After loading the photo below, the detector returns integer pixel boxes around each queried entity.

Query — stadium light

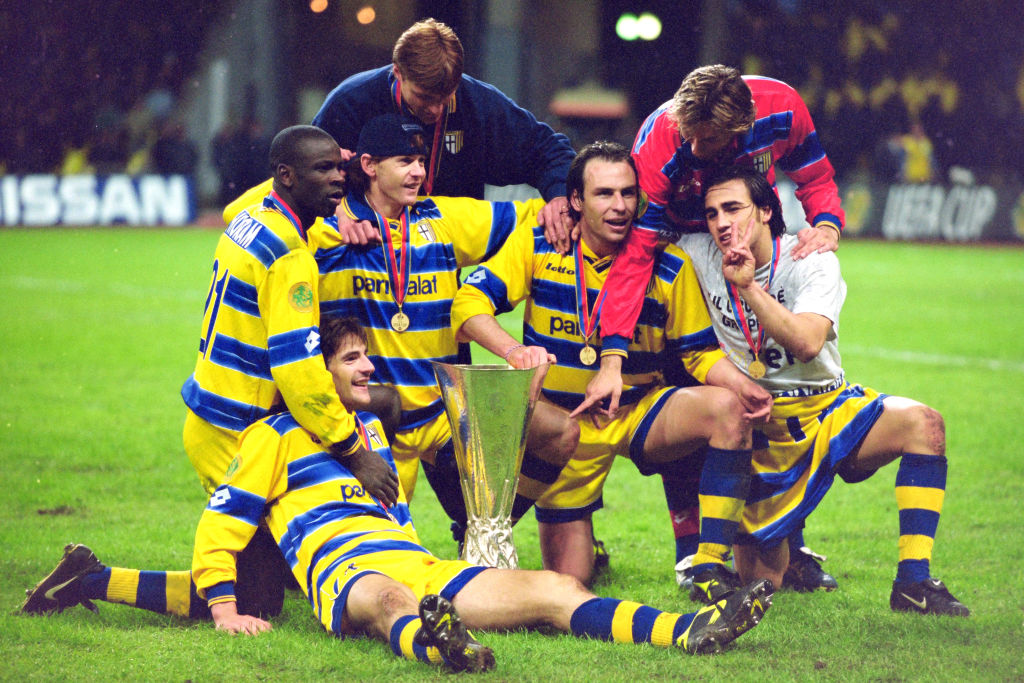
[615,11,661,41]
[310,0,328,13]
[356,5,376,24]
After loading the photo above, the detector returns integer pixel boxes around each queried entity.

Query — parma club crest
[444,130,464,155]
[752,150,773,175]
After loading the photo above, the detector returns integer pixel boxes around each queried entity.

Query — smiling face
[572,159,638,257]
[363,153,427,218]
[325,334,375,411]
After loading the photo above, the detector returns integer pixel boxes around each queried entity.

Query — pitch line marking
[843,344,1024,375]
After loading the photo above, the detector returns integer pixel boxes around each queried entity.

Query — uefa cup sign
[431,362,548,568]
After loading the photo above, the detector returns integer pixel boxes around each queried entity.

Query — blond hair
[392,18,464,96]
[669,65,756,134]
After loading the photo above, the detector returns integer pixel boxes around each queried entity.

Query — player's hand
[340,146,356,162]
[335,444,400,508]
[722,242,756,289]
[570,356,623,423]
[336,212,381,245]
[506,345,555,369]
[211,601,273,636]
[791,224,839,260]
[735,378,773,423]
[538,196,578,255]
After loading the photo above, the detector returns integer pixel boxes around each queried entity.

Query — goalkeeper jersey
[600,75,844,352]
[313,193,542,429]
[450,224,725,411]
[181,193,359,455]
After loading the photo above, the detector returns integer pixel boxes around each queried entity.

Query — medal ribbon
[373,201,412,312]
[266,190,306,241]
[573,245,612,346]
[392,77,448,195]
[726,235,780,363]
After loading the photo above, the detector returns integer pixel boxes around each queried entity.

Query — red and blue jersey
[600,76,844,352]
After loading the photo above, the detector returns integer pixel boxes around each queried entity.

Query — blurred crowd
[725,1,1024,185]
[3,1,1021,190]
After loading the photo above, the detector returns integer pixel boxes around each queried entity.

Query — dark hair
[565,141,637,221]
[343,156,372,197]
[268,125,336,175]
[702,165,786,237]
[393,18,463,96]
[320,316,368,363]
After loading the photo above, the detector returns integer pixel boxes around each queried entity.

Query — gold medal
[391,311,410,332]
[748,360,766,379]
[579,345,597,366]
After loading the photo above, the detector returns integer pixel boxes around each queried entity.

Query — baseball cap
[356,114,429,157]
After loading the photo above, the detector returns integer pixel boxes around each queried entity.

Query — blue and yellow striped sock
[81,568,208,619]
[692,446,752,572]
[569,597,696,647]
[512,450,567,524]
[894,453,947,584]
[389,614,444,666]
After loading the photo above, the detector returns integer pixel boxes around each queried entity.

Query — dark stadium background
[3,0,1022,228]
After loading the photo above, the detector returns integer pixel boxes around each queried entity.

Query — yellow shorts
[312,544,487,636]
[390,412,452,501]
[183,408,241,494]
[739,383,886,546]
[535,386,677,523]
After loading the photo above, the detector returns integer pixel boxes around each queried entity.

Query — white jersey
[677,232,846,396]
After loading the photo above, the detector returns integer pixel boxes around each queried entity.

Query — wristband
[503,344,525,362]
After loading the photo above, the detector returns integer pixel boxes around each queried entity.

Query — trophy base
[462,516,519,568]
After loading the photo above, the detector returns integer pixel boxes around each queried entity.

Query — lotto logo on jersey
[444,130,464,154]
[210,488,232,507]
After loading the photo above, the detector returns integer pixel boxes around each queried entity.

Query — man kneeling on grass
[22,316,772,673]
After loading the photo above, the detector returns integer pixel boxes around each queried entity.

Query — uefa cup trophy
[431,361,548,568]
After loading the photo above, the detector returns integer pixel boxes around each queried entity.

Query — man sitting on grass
[21,316,774,673]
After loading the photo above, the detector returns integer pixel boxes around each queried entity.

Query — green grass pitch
[1,227,1022,681]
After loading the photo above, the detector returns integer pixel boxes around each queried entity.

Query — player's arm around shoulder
[258,248,359,453]
[435,195,545,267]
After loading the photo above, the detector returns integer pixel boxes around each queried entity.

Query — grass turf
[1,228,1022,680]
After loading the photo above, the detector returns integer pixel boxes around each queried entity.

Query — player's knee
[551,419,581,465]
[536,568,588,598]
[704,388,749,446]
[374,582,417,619]
[913,404,946,455]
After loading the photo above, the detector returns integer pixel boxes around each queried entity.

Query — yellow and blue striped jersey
[192,410,416,603]
[312,194,542,429]
[182,194,359,454]
[451,225,724,410]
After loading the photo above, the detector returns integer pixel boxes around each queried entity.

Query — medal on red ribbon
[726,236,780,379]
[574,245,610,366]
[374,202,413,332]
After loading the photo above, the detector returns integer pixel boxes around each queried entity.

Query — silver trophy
[431,362,548,568]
